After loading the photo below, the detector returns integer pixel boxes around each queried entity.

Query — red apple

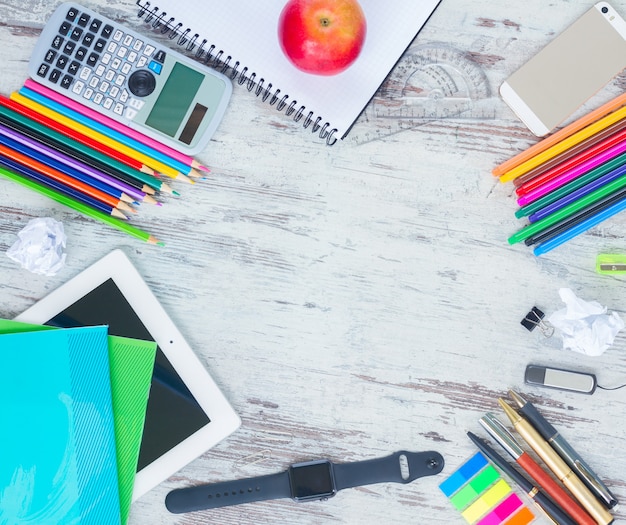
[278,0,367,76]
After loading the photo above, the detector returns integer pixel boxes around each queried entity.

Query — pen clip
[574,459,614,507]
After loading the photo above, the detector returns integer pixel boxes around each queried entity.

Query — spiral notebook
[136,0,441,144]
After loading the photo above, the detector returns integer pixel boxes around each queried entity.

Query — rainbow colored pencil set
[0,80,210,245]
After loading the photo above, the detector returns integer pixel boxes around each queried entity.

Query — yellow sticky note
[461,479,511,523]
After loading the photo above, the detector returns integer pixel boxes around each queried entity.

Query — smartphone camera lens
[602,6,609,13]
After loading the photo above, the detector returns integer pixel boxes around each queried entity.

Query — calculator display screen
[145,62,205,138]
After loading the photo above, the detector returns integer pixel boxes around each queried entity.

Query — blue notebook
[0,326,121,525]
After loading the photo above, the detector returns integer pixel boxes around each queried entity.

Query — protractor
[348,43,496,145]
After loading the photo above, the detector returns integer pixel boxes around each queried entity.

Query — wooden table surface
[1,1,625,524]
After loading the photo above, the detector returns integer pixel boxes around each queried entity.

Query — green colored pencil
[0,165,163,245]
[0,103,164,192]
[515,151,626,218]
[509,173,626,244]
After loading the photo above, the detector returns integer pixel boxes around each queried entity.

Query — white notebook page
[137,0,441,142]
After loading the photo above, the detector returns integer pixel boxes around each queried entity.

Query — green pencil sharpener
[596,254,626,274]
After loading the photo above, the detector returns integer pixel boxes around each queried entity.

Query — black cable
[598,383,626,391]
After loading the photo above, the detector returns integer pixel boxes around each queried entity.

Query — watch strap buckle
[333,450,444,490]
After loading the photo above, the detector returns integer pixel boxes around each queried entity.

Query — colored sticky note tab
[461,479,511,523]
[476,493,524,525]
[439,452,489,496]
[504,506,535,525]
[450,465,501,510]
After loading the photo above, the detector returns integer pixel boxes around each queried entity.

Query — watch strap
[333,450,444,490]
[165,470,291,513]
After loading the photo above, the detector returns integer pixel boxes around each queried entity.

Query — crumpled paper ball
[548,288,624,356]
[6,217,67,276]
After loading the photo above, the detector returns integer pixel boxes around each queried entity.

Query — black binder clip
[521,307,554,337]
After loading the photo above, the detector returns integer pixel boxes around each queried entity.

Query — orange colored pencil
[0,94,151,175]
[494,92,626,178]
[0,142,134,213]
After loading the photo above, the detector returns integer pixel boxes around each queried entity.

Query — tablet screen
[43,278,210,471]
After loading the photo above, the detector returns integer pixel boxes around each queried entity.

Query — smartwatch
[165,450,444,513]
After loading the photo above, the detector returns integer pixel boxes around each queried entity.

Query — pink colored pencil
[24,79,208,172]
[517,138,626,206]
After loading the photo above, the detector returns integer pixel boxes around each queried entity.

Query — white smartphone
[500,2,626,136]
[29,3,232,155]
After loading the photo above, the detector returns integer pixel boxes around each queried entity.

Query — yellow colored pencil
[10,92,187,182]
[493,92,626,178]
[498,104,626,183]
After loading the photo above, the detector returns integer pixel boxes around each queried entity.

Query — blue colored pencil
[0,155,127,219]
[529,163,626,222]
[19,87,192,176]
[0,132,133,204]
[0,122,152,203]
[534,196,626,255]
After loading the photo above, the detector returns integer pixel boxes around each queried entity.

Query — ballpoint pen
[478,414,594,525]
[498,399,614,525]
[467,430,577,525]
[508,390,617,510]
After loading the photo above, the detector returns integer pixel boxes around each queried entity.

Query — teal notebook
[0,326,121,525]
[0,319,156,525]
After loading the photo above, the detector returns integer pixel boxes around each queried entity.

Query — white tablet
[15,249,240,501]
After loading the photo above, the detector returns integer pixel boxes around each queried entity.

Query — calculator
[28,2,232,155]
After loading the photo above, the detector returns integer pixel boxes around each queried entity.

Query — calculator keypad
[35,6,166,120]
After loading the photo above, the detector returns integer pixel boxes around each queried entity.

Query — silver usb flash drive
[524,364,597,395]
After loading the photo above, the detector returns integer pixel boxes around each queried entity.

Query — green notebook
[0,319,156,524]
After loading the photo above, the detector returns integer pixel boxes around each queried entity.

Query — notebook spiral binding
[136,1,338,145]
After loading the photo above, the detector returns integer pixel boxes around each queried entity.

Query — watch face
[288,460,337,502]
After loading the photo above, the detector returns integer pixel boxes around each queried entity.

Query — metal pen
[478,414,593,525]
[468,428,577,525]
[508,389,618,510]
[499,398,614,525]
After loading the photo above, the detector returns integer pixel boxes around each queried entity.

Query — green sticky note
[0,319,156,525]
[449,465,501,510]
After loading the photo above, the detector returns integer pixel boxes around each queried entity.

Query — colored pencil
[508,173,626,244]
[0,142,134,213]
[499,104,626,183]
[517,137,626,205]
[0,165,162,245]
[515,126,626,196]
[0,93,149,175]
[0,122,157,205]
[525,187,626,246]
[515,152,626,218]
[24,79,207,173]
[16,88,195,181]
[528,163,626,222]
[0,97,169,194]
[0,155,127,219]
[0,132,135,209]
[512,118,626,187]
[534,195,626,255]
[494,91,626,178]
